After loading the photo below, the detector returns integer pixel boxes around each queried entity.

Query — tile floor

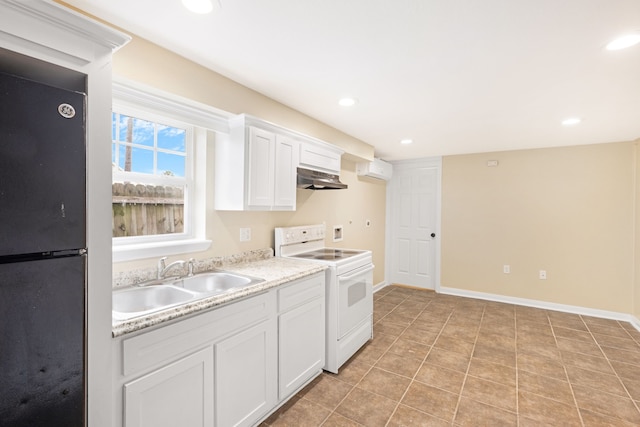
[261,285,640,426]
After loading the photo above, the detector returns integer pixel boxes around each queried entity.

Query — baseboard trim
[439,286,640,331]
[373,281,389,293]
[629,315,640,333]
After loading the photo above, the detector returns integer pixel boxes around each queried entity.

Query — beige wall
[105,33,386,284]
[112,36,373,162]
[441,142,636,313]
[209,160,387,284]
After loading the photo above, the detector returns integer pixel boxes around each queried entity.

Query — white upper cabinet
[214,114,345,211]
[246,127,276,208]
[299,140,343,175]
[273,135,299,208]
[215,115,299,211]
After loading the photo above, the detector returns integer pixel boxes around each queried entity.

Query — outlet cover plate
[333,225,343,242]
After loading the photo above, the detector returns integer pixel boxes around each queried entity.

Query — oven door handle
[339,264,374,281]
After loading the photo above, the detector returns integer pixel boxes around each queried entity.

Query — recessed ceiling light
[606,34,640,50]
[182,0,215,14]
[338,97,357,107]
[561,117,581,126]
[400,139,413,145]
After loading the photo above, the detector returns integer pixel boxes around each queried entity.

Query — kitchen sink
[179,272,256,294]
[113,270,265,321]
[112,285,195,319]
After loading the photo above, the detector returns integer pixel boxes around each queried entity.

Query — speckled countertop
[112,254,326,337]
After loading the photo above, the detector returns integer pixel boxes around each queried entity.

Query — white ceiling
[65,0,640,161]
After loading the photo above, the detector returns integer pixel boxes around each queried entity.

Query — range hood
[297,167,347,190]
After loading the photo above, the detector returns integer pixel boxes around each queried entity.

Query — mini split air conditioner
[356,158,393,181]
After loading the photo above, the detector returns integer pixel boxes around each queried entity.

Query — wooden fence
[112,183,184,237]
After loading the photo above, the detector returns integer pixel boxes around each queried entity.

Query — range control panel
[275,224,325,246]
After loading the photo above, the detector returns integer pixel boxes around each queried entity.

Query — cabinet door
[124,347,214,427]
[273,135,298,210]
[299,141,341,174]
[246,127,275,208]
[215,320,277,427]
[279,297,325,399]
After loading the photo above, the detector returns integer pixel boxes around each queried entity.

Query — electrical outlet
[539,270,547,280]
[239,227,251,242]
[503,265,510,274]
[333,225,343,242]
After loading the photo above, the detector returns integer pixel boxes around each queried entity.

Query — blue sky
[112,113,186,177]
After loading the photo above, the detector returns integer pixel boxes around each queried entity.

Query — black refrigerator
[0,71,87,426]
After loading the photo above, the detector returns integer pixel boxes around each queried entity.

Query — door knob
[431,233,436,238]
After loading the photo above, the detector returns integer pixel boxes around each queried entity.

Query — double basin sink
[113,271,265,320]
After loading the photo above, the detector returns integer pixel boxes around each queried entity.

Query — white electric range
[275,224,373,373]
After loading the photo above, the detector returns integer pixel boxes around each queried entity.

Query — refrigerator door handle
[48,249,87,257]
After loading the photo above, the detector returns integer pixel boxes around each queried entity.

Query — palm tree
[125,116,132,171]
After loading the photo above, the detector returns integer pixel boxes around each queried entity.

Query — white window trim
[112,78,231,133]
[111,79,229,262]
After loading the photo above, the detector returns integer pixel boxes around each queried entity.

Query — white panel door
[387,158,441,289]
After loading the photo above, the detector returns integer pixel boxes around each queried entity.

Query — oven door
[338,264,374,339]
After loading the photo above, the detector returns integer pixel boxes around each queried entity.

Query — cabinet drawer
[278,273,325,313]
[122,292,274,376]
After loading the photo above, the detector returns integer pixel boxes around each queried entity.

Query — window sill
[112,239,212,263]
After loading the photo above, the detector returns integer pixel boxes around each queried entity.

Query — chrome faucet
[157,257,187,280]
[187,258,196,276]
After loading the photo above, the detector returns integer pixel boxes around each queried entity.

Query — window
[111,110,191,240]
[110,80,227,262]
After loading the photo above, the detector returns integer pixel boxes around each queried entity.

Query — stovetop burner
[290,248,365,260]
[275,224,371,266]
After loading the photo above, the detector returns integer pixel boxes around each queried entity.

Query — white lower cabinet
[277,275,325,400]
[113,272,325,427]
[124,347,214,427]
[214,319,277,427]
